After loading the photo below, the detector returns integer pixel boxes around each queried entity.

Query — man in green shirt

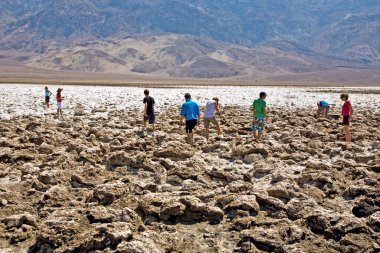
[251,92,268,139]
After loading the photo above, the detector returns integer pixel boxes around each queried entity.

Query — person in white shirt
[203,97,222,140]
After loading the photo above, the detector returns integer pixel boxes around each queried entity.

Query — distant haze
[1,0,380,82]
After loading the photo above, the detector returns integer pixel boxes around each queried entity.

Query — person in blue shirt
[317,100,330,118]
[180,93,200,146]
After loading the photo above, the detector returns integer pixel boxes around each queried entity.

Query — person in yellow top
[251,92,268,139]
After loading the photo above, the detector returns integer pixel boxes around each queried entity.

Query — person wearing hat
[56,88,64,119]
[44,86,52,108]
[251,92,268,139]
[203,97,222,141]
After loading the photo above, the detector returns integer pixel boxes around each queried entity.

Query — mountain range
[1,0,380,82]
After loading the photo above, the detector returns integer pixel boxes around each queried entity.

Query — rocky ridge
[2,0,380,62]
[1,1,380,81]
[0,106,379,252]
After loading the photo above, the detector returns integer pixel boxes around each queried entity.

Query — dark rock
[352,201,380,218]
[25,122,41,131]
[71,175,95,189]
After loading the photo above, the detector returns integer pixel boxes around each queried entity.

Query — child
[44,86,52,108]
[252,92,268,140]
[316,100,330,118]
[340,94,353,142]
[143,89,156,136]
[56,88,64,119]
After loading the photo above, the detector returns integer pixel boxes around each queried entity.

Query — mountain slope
[0,0,379,80]
[2,0,379,58]
[0,0,53,23]
[15,35,374,79]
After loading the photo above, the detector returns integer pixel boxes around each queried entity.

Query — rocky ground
[0,105,379,253]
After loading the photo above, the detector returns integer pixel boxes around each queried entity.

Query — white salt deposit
[0,84,379,119]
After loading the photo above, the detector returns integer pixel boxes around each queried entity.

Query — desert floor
[0,85,379,252]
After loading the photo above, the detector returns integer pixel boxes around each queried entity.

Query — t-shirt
[181,99,200,121]
[341,101,351,116]
[204,100,216,118]
[45,90,50,97]
[253,99,266,118]
[319,100,328,106]
[56,93,62,102]
[143,96,155,115]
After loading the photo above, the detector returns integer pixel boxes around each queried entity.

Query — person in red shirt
[56,88,64,119]
[340,94,354,142]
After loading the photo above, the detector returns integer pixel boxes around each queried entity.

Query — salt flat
[1,84,380,119]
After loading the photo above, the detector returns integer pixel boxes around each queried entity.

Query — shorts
[204,116,217,128]
[251,117,265,132]
[57,102,62,110]
[185,119,197,133]
[342,116,350,126]
[144,114,156,124]
[45,96,50,103]
[318,105,330,112]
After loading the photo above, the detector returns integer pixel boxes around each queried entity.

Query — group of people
[44,86,64,119]
[142,90,222,145]
[316,94,353,142]
[143,89,354,144]
[43,86,354,144]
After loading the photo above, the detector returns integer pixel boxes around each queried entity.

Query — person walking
[44,86,52,108]
[251,92,268,140]
[56,88,64,119]
[204,97,222,140]
[340,94,353,142]
[180,93,200,146]
[143,89,156,136]
[316,100,330,118]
